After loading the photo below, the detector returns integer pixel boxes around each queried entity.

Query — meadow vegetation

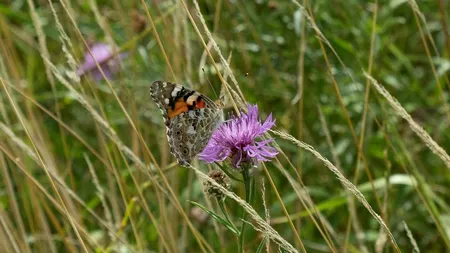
[0,0,449,252]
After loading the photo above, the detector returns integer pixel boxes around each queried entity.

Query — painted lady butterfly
[150,81,223,166]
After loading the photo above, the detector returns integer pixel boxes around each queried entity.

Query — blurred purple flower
[199,104,278,169]
[76,43,125,81]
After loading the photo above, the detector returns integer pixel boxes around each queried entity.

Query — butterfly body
[150,81,222,166]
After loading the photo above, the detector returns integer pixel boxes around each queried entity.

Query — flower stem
[238,168,255,253]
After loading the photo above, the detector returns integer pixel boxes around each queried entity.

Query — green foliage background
[0,0,449,252]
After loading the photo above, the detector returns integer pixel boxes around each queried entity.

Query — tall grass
[0,0,449,252]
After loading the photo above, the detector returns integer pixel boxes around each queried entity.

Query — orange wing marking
[195,98,206,109]
[168,100,189,119]
[167,96,206,119]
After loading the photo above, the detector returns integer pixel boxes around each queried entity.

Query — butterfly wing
[150,81,222,166]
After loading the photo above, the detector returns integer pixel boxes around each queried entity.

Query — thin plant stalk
[238,168,255,253]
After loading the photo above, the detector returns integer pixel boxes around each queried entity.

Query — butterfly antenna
[202,67,220,100]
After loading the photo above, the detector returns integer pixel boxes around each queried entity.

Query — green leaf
[256,236,268,253]
[215,162,243,182]
[189,201,240,235]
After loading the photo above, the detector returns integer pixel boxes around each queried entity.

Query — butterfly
[149,81,223,167]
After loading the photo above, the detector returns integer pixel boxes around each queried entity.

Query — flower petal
[259,113,276,134]
[232,149,244,168]
[77,43,125,81]
[198,134,231,163]
[243,138,278,162]
[78,43,112,73]
[198,103,278,168]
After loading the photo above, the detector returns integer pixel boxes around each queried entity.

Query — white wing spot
[186,94,199,105]
[187,125,196,135]
[171,86,181,97]
[164,98,170,104]
[188,110,196,118]
[162,82,167,87]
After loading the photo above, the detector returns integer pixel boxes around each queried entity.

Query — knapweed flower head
[204,170,231,201]
[76,43,126,81]
[199,104,278,169]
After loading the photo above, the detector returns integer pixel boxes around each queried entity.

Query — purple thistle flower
[199,104,278,169]
[76,43,125,81]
